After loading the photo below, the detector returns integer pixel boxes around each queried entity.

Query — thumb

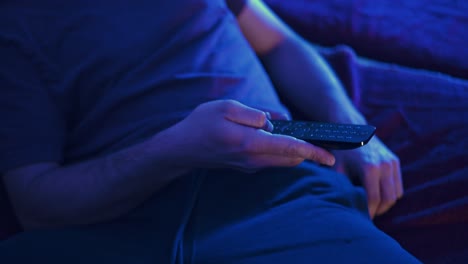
[256,108,291,121]
[223,101,272,131]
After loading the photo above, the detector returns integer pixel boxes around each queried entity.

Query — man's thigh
[189,163,421,264]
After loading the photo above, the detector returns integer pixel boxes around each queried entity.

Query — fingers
[334,138,403,219]
[221,100,272,130]
[363,161,400,218]
[250,130,335,166]
[393,158,404,199]
[211,100,334,166]
[260,109,291,120]
[261,115,274,132]
[375,163,397,216]
[362,166,380,219]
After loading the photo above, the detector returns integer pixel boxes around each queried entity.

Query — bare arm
[236,0,403,218]
[3,125,190,230]
[3,100,334,230]
[236,0,366,124]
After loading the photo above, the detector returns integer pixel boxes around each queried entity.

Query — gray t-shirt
[0,0,289,171]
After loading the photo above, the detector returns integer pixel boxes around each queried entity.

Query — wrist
[147,121,199,172]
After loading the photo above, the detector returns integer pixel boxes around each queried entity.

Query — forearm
[9,127,189,229]
[235,0,364,123]
[260,35,367,125]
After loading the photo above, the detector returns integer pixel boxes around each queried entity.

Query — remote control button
[270,120,375,150]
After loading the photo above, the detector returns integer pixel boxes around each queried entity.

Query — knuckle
[282,139,301,157]
[381,161,392,171]
[363,163,378,174]
[219,99,239,115]
[307,149,320,161]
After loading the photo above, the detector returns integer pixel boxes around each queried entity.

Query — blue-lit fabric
[0,0,288,172]
[0,1,421,263]
[0,162,421,263]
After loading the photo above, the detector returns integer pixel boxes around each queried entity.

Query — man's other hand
[334,137,404,219]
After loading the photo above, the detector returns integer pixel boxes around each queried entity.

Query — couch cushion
[265,0,468,79]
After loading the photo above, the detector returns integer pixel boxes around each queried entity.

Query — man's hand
[333,137,404,219]
[170,100,335,172]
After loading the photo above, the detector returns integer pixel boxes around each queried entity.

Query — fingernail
[263,120,274,132]
[265,112,272,120]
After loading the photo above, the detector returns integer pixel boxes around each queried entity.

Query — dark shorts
[0,162,421,263]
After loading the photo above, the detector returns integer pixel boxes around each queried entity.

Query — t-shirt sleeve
[0,35,66,174]
[225,0,248,17]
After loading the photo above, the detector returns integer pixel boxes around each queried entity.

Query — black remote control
[270,120,376,150]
